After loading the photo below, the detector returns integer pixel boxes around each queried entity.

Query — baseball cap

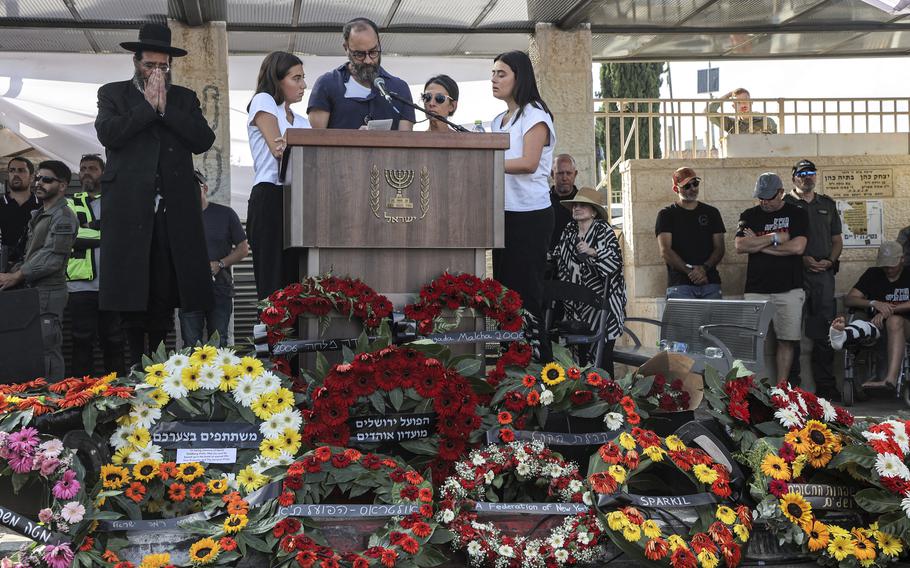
[194,169,207,185]
[672,167,698,188]
[753,172,783,199]
[792,159,817,176]
[876,241,903,267]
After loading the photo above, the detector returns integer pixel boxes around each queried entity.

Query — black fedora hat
[120,23,187,57]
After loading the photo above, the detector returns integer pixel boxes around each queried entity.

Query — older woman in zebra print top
[553,187,627,377]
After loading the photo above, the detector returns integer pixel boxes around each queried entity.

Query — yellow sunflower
[176,462,206,483]
[715,505,737,525]
[218,373,239,393]
[110,446,132,465]
[239,356,264,377]
[223,514,249,534]
[237,465,267,492]
[101,464,131,489]
[779,492,813,528]
[875,531,903,556]
[282,428,302,455]
[641,520,662,539]
[760,453,792,481]
[803,420,835,453]
[784,429,810,454]
[144,363,167,387]
[806,520,830,552]
[271,387,294,411]
[148,388,170,408]
[133,459,160,482]
[540,362,566,386]
[693,464,718,484]
[127,427,151,449]
[188,537,220,565]
[807,450,834,469]
[608,464,627,484]
[208,478,229,495]
[139,553,171,568]
[827,535,854,561]
[181,365,202,391]
[189,345,218,366]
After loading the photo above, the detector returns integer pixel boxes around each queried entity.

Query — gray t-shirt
[203,203,246,285]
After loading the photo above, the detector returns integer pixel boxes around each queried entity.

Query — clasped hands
[144,69,168,114]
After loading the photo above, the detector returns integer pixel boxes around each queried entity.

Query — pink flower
[38,508,54,524]
[60,502,85,524]
[42,544,73,568]
[40,457,61,477]
[7,428,39,453]
[52,470,80,500]
[8,453,33,474]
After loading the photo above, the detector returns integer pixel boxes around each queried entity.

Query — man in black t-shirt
[655,167,726,299]
[844,241,910,390]
[178,171,249,347]
[549,154,579,251]
[735,172,808,381]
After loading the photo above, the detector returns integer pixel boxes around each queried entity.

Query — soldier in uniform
[784,159,843,400]
[0,160,78,380]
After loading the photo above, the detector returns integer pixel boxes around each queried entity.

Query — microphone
[373,77,391,101]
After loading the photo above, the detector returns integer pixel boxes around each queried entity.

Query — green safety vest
[66,192,100,282]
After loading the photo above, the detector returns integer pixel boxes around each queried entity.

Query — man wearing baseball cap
[784,159,842,399]
[655,167,726,299]
[844,241,910,390]
[735,172,809,382]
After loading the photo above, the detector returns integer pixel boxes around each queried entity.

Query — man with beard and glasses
[656,167,726,299]
[65,154,125,377]
[784,159,842,400]
[0,161,78,380]
[0,157,40,270]
[307,17,415,130]
[95,23,215,369]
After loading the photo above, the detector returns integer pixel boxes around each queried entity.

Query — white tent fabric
[0,53,499,219]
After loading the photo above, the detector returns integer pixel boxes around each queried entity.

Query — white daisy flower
[819,398,837,423]
[540,389,554,406]
[129,404,162,430]
[774,406,802,429]
[568,480,583,493]
[162,373,188,399]
[875,453,910,480]
[60,502,85,524]
[440,509,455,523]
[197,364,224,390]
[466,541,483,557]
[260,415,284,439]
[273,451,295,467]
[129,444,163,464]
[225,473,239,490]
[576,531,592,545]
[548,534,565,549]
[516,462,531,476]
[271,408,303,433]
[233,375,263,407]
[472,454,485,466]
[484,470,495,484]
[110,426,134,450]
[164,353,191,375]
[604,412,624,431]
[864,430,889,442]
[256,371,280,394]
[554,549,569,563]
[582,492,593,506]
[215,347,241,367]
[902,494,910,519]
[893,425,910,456]
[525,545,540,559]
[498,545,514,558]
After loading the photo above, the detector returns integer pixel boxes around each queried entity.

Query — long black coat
[95,80,216,312]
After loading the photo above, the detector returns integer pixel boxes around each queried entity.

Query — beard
[132,68,172,91]
[7,178,27,192]
[349,59,379,85]
[80,176,98,193]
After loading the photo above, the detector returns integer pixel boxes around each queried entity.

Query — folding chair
[541,280,612,369]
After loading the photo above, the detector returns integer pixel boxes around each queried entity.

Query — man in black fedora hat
[95,22,215,368]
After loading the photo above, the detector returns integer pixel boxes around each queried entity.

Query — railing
[594,97,910,203]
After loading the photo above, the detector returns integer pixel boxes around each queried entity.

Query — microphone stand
[384,90,471,133]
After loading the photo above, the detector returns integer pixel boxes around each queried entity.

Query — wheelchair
[840,313,910,407]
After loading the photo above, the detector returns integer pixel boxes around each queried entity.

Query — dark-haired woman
[246,51,309,300]
[490,50,556,361]
[422,75,458,132]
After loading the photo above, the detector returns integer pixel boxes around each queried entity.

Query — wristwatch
[217,260,225,270]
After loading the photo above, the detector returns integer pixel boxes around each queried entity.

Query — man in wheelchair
[830,241,910,391]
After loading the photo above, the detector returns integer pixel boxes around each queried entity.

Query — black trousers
[493,207,554,360]
[122,205,177,369]
[247,182,297,301]
[67,291,124,377]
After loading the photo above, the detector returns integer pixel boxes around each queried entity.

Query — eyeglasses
[795,171,816,178]
[421,92,454,105]
[140,62,170,72]
[348,47,381,62]
[36,176,63,184]
[680,179,700,190]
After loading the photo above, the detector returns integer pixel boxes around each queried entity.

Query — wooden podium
[282,129,510,342]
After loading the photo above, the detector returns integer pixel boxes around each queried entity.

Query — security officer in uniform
[0,160,78,380]
[784,159,843,400]
[66,154,124,377]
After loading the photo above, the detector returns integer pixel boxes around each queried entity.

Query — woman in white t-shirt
[491,50,556,360]
[246,51,309,300]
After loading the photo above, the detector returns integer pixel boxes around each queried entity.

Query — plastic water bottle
[670,341,688,353]
[472,120,485,133]
[705,347,723,359]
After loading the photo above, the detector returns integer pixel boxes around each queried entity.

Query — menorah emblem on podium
[385,169,414,209]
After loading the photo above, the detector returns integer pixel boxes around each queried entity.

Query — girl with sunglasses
[421,75,459,132]
[490,50,556,361]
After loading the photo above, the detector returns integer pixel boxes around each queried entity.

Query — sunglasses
[421,92,454,105]
[795,171,816,177]
[36,175,63,184]
[680,179,700,190]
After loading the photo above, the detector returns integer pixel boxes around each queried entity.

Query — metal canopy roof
[0,0,909,60]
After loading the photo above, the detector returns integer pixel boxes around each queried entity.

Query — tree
[596,62,665,203]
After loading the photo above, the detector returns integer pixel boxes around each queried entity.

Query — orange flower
[522,375,536,388]
[343,448,362,462]
[17,397,54,416]
[189,482,207,500]
[645,538,669,561]
[589,471,618,494]
[620,396,636,412]
[101,550,120,563]
[567,367,581,380]
[497,411,513,425]
[380,549,398,567]
[159,462,178,480]
[314,446,332,462]
[219,537,237,552]
[168,483,186,502]
[79,536,94,551]
[125,482,146,503]
[418,488,433,503]
[527,391,541,406]
[227,498,249,516]
[405,471,424,485]
[626,411,641,425]
[411,522,432,538]
[586,372,605,387]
